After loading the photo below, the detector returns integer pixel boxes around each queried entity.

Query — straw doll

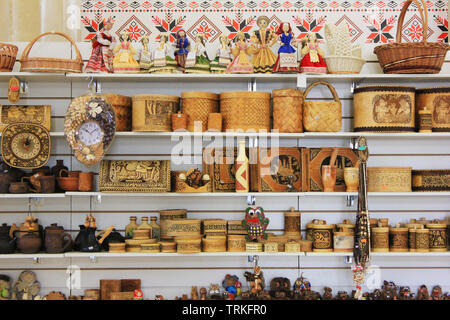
[139,36,152,72]
[85,17,115,73]
[226,32,253,73]
[173,30,190,71]
[272,22,300,73]
[113,31,140,73]
[185,34,210,73]
[210,35,232,73]
[149,33,177,73]
[250,16,277,73]
[299,32,327,74]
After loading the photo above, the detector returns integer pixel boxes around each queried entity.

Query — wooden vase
[321,165,337,192]
[344,167,359,192]
[171,112,187,131]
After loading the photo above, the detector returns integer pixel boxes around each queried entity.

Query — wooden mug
[321,165,336,192]
[344,167,359,192]
[78,172,94,192]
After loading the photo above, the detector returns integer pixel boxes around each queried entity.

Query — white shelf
[0,253,65,259]
[0,72,67,81]
[66,252,306,258]
[0,193,66,198]
[305,252,450,257]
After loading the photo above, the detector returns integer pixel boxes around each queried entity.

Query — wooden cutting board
[121,279,141,292]
[100,280,121,300]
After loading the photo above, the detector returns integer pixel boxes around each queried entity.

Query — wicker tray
[20,32,83,73]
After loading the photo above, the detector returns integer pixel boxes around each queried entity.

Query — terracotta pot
[78,172,94,192]
[44,223,73,253]
[344,167,359,192]
[38,175,55,193]
[16,231,42,254]
[9,181,29,194]
[22,171,46,193]
[57,170,79,191]
[321,165,337,192]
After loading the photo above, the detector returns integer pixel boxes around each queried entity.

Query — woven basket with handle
[303,81,342,132]
[373,0,449,74]
[0,43,18,72]
[20,32,83,73]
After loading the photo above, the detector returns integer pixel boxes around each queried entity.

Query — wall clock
[65,96,116,166]
[1,123,50,169]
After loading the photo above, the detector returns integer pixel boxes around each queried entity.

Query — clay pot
[0,223,17,254]
[51,160,68,192]
[57,170,79,191]
[321,165,337,192]
[9,181,29,194]
[22,171,46,193]
[0,172,15,193]
[16,231,42,254]
[44,224,73,253]
[38,175,55,193]
[32,166,50,176]
[344,167,359,192]
[78,172,94,192]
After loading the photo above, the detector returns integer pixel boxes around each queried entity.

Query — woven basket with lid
[100,94,132,131]
[220,91,271,131]
[181,92,219,132]
[415,87,450,132]
[132,94,179,132]
[368,167,412,192]
[272,89,303,133]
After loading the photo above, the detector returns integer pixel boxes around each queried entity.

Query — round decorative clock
[65,95,116,166]
[1,123,51,169]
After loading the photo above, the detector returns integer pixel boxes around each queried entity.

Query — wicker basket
[415,87,450,132]
[181,92,219,132]
[303,81,342,132]
[100,94,132,131]
[220,91,271,131]
[368,167,412,192]
[159,209,187,240]
[20,32,83,73]
[132,94,180,132]
[371,226,389,252]
[373,0,449,74]
[272,89,303,133]
[353,86,416,132]
[0,43,18,72]
[325,56,365,74]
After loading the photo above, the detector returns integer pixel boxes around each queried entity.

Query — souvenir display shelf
[0,41,448,299]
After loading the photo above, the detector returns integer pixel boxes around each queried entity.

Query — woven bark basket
[220,91,271,132]
[415,87,450,132]
[272,89,303,133]
[132,94,180,132]
[0,43,18,72]
[367,167,412,192]
[100,94,132,131]
[181,91,219,132]
[373,0,449,74]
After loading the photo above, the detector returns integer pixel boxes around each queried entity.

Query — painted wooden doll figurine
[149,33,178,73]
[85,17,115,73]
[299,32,327,74]
[210,35,232,73]
[173,29,189,71]
[113,31,140,73]
[272,22,300,73]
[250,15,277,73]
[242,207,269,241]
[226,32,254,73]
[139,36,152,72]
[185,33,210,73]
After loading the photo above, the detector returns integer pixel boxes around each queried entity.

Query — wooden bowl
[56,176,79,191]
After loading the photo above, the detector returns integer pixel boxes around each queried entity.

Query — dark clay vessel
[44,224,73,253]
[74,226,100,252]
[0,224,16,254]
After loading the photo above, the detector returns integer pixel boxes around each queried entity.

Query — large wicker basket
[272,89,303,133]
[373,0,449,74]
[20,32,83,73]
[325,56,365,74]
[181,91,219,132]
[220,91,271,132]
[0,43,18,72]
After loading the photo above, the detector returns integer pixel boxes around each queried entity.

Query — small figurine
[322,287,333,300]
[381,281,398,300]
[155,295,165,300]
[185,33,210,73]
[299,32,327,74]
[85,17,115,73]
[250,15,277,73]
[199,287,208,300]
[209,284,222,300]
[269,277,291,299]
[222,274,241,300]
[0,275,11,300]
[370,289,384,300]
[294,273,311,295]
[113,31,140,73]
[336,291,351,300]
[150,33,178,73]
[417,285,430,300]
[242,207,269,241]
[139,36,152,72]
[210,35,232,73]
[227,32,254,73]
[191,286,199,300]
[244,265,265,297]
[398,286,414,300]
[272,22,299,73]
[431,285,443,300]
[173,29,190,71]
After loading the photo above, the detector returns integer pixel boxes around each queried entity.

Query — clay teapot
[16,217,43,254]
[44,224,73,253]
[0,223,18,254]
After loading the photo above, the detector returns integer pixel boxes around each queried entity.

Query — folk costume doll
[299,32,327,74]
[173,30,190,71]
[250,16,277,73]
[226,32,254,74]
[210,35,232,73]
[272,22,299,73]
[185,34,210,73]
[113,31,140,73]
[139,36,152,72]
[85,17,115,73]
[149,33,177,73]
